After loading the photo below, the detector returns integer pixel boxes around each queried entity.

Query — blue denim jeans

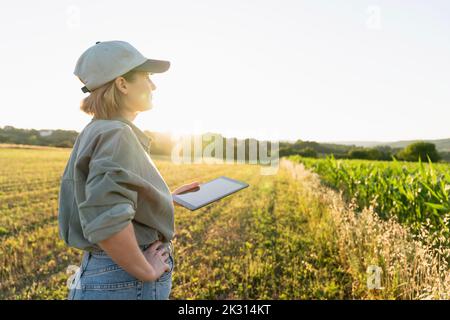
[68,242,174,300]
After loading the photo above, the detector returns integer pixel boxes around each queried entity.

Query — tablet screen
[173,176,248,210]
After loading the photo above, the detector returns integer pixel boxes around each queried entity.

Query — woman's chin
[141,102,153,111]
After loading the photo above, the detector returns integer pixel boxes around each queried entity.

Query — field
[1,144,450,299]
[289,155,450,235]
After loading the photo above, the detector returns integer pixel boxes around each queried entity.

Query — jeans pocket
[78,282,141,300]
[80,259,142,293]
[78,266,142,300]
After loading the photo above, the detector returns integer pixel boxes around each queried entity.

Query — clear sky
[0,0,449,143]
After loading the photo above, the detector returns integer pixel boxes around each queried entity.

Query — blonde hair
[79,69,139,119]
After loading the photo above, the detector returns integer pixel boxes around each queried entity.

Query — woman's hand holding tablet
[172,176,249,211]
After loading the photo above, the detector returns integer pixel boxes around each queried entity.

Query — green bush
[397,142,441,162]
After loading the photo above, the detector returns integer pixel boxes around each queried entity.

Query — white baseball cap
[74,40,170,93]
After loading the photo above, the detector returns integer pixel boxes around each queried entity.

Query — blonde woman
[58,40,199,300]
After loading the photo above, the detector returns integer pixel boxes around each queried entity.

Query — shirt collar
[94,116,152,153]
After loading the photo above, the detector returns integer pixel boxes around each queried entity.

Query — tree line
[0,125,448,163]
[279,140,448,162]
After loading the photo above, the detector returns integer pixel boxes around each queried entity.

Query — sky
[0,0,449,143]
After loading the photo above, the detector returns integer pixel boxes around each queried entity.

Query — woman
[58,40,199,300]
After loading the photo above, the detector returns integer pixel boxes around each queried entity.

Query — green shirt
[57,116,175,252]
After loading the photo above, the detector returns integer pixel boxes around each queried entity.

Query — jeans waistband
[89,240,173,257]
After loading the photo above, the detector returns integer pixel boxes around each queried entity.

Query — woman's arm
[97,223,170,282]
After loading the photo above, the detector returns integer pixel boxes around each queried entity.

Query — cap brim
[133,59,170,73]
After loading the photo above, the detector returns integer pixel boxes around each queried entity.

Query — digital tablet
[172,176,249,211]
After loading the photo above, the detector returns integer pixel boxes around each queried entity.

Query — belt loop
[169,240,174,256]
[81,251,91,273]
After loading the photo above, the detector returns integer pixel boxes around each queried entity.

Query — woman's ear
[114,77,128,94]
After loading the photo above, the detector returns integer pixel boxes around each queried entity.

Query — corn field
[289,155,450,237]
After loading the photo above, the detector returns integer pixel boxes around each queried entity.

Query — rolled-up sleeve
[77,126,141,244]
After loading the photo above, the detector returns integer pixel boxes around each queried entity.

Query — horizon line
[0,123,449,145]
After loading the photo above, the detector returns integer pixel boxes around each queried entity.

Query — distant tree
[347,147,382,160]
[298,147,317,158]
[27,135,38,145]
[397,142,440,162]
[146,131,174,156]
[279,146,296,157]
[372,145,393,161]
[53,140,73,148]
[348,148,367,160]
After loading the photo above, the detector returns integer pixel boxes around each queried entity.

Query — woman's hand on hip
[143,240,170,279]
